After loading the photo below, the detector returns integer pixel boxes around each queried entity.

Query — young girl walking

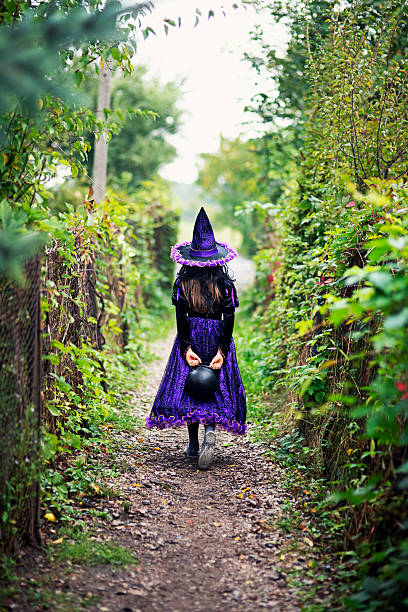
[146,207,247,469]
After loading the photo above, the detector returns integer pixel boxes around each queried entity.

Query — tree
[243,0,333,146]
[107,67,182,189]
[197,135,293,255]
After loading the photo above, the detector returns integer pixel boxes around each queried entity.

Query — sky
[135,0,288,183]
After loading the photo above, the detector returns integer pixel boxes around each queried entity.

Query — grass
[88,509,113,521]
[97,484,121,499]
[110,408,142,433]
[234,298,292,445]
[48,526,138,567]
[26,584,102,612]
[0,527,132,612]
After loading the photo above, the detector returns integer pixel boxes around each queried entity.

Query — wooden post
[92,58,113,203]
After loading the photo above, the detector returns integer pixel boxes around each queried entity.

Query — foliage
[107,67,183,188]
[0,0,134,112]
[244,0,332,148]
[0,201,45,282]
[197,136,267,255]
[309,3,408,189]
[240,0,408,608]
[196,136,293,256]
[0,0,180,555]
[39,186,177,517]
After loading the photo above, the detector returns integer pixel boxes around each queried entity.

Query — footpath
[7,333,336,611]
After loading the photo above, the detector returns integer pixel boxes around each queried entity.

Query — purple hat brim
[170,240,238,267]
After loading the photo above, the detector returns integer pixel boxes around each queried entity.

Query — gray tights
[187,422,215,446]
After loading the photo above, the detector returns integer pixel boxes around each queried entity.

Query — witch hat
[170,207,238,267]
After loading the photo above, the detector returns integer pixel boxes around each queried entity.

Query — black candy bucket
[185,364,219,401]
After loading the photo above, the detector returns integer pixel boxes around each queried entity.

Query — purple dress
[146,280,247,435]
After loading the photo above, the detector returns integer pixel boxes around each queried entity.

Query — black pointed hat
[170,207,238,267]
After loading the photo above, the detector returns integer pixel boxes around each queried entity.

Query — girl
[146,207,246,469]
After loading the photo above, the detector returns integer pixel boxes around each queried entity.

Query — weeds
[47,525,138,567]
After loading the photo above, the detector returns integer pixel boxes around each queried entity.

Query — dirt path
[75,333,318,612]
[9,333,334,611]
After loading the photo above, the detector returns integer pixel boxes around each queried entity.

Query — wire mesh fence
[42,240,105,433]
[0,243,104,552]
[0,206,178,553]
[0,256,42,552]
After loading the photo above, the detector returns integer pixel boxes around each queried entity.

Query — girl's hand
[209,349,224,370]
[186,347,202,367]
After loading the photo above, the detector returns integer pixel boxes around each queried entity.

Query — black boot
[184,422,199,459]
[198,424,216,469]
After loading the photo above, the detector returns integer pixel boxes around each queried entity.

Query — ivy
[237,1,408,608]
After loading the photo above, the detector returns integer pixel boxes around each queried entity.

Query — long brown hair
[177,265,234,314]
[182,278,221,313]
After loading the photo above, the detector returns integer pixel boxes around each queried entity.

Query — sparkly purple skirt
[146,317,247,435]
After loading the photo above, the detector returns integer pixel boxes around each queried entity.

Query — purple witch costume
[146,208,247,436]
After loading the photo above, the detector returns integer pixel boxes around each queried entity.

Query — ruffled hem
[170,240,238,267]
[146,410,247,436]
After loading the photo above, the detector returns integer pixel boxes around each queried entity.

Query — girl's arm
[218,282,239,359]
[175,299,191,357]
[210,282,238,369]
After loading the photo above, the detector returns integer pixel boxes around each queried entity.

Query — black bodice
[172,279,239,359]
